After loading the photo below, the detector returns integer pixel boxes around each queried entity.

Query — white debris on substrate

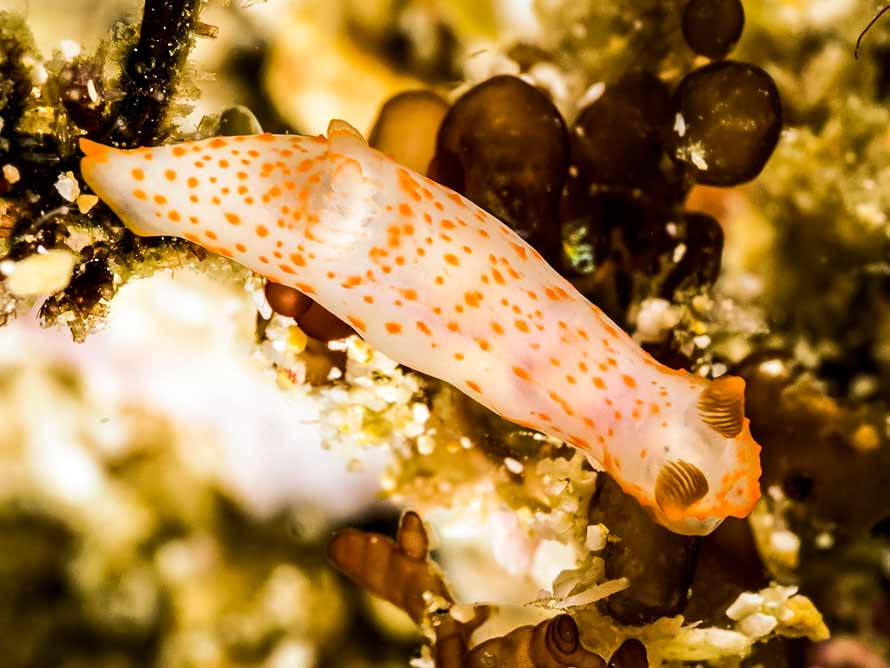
[2,247,77,298]
[562,581,828,668]
[257,310,431,459]
[676,140,709,172]
[535,550,628,611]
[628,285,768,378]
[726,583,828,640]
[322,337,429,450]
[54,170,81,202]
[2,163,20,184]
[685,289,769,373]
[749,485,803,580]
[695,293,767,372]
[632,297,681,344]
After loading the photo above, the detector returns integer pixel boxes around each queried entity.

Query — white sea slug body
[79,120,761,535]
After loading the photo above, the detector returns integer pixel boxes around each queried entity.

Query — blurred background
[1,1,890,667]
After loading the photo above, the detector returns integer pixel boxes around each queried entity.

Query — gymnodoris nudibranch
[79,119,761,535]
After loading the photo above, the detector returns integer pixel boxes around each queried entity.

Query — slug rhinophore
[79,119,761,535]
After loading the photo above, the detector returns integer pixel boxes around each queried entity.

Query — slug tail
[79,139,171,237]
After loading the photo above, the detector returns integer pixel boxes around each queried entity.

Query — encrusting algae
[3,0,890,666]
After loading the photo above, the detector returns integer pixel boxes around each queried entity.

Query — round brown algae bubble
[560,189,677,326]
[297,302,354,342]
[264,281,313,319]
[570,73,672,187]
[429,75,569,259]
[659,211,724,297]
[368,90,449,174]
[607,639,648,668]
[668,60,782,186]
[587,474,698,625]
[682,0,745,60]
[683,518,768,626]
[217,105,263,136]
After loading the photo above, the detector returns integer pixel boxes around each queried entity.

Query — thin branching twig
[855,4,890,59]
[109,0,203,146]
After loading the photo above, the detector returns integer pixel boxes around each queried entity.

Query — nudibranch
[79,120,761,535]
